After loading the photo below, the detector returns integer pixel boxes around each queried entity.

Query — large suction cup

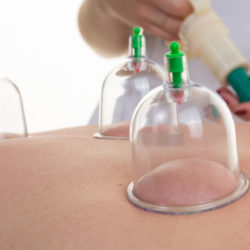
[127,42,249,214]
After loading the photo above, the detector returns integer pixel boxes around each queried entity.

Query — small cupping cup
[0,76,27,139]
[94,27,164,140]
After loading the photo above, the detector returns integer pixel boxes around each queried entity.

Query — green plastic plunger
[227,67,250,102]
[131,27,143,58]
[166,42,185,88]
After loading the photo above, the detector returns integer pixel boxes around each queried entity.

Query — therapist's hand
[100,0,192,41]
[217,87,250,121]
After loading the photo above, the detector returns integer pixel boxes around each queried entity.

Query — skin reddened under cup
[133,158,238,206]
[0,133,23,140]
[127,158,249,215]
[94,122,130,139]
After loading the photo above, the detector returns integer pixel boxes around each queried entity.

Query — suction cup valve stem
[130,27,144,58]
[129,27,146,73]
[166,42,184,88]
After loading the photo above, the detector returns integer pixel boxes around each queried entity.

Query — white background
[0,0,121,132]
[1,0,250,133]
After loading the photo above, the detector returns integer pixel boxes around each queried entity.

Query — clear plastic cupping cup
[127,42,249,214]
[0,76,28,139]
[93,27,164,140]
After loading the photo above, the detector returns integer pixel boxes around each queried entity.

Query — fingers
[217,87,250,121]
[143,22,178,41]
[152,0,193,19]
[233,103,250,120]
[233,103,250,121]
[217,87,239,111]
[136,4,183,40]
[217,87,237,98]
[151,9,183,37]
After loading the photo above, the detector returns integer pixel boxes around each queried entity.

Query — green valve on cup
[166,42,185,88]
[131,27,143,58]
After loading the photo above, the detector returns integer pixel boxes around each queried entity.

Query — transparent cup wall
[0,77,28,139]
[98,57,163,139]
[128,83,249,214]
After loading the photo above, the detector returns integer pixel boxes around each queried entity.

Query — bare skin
[0,124,249,249]
[78,0,192,57]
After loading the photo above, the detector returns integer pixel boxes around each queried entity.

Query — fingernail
[235,110,247,115]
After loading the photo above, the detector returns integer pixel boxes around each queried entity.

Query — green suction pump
[227,68,250,103]
[179,0,250,103]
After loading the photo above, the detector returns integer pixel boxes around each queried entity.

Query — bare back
[0,124,249,249]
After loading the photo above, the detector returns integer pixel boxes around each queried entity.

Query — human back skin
[0,124,249,250]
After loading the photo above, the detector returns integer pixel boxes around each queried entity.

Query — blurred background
[0,0,120,133]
